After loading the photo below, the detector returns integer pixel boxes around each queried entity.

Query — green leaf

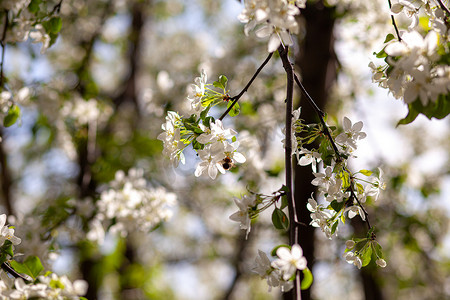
[301,268,313,290]
[280,195,288,210]
[356,183,365,195]
[359,169,373,176]
[383,33,395,43]
[28,0,42,13]
[330,220,339,235]
[339,171,350,189]
[330,200,345,213]
[398,94,450,125]
[219,75,228,90]
[199,104,211,121]
[270,244,290,257]
[397,106,420,126]
[204,116,214,127]
[0,240,13,264]
[212,81,224,90]
[372,241,384,259]
[227,101,240,117]
[361,244,373,267]
[10,256,44,280]
[374,47,387,58]
[354,239,368,253]
[48,17,62,34]
[271,208,289,231]
[3,105,20,127]
[191,140,204,151]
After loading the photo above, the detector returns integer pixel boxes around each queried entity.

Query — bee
[221,156,234,171]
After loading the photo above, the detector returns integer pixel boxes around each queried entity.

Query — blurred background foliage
[0,0,449,299]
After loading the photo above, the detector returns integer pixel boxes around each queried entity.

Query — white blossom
[0,214,21,246]
[187,69,208,114]
[271,244,307,280]
[95,169,177,238]
[335,117,367,149]
[229,194,256,238]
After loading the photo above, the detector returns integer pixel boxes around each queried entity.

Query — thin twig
[1,262,32,283]
[219,52,273,121]
[294,74,340,158]
[0,10,9,89]
[348,181,372,229]
[50,0,64,15]
[387,0,402,41]
[278,45,301,300]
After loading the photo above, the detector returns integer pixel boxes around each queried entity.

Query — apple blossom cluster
[0,214,87,299]
[159,70,246,179]
[343,231,386,269]
[370,0,450,123]
[252,244,309,292]
[1,0,62,54]
[87,169,176,242]
[238,0,306,52]
[0,274,87,300]
[294,116,387,266]
[60,96,112,126]
[299,117,385,229]
[229,187,288,238]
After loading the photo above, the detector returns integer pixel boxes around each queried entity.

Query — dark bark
[285,1,338,300]
[0,129,13,216]
[112,1,146,110]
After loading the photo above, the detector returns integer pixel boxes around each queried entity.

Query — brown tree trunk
[286,1,337,299]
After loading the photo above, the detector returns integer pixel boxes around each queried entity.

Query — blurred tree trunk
[288,1,337,299]
[288,1,384,299]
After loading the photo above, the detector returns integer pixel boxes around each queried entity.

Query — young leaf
[48,17,63,34]
[280,195,288,210]
[301,268,313,290]
[372,241,384,259]
[356,182,365,195]
[359,169,373,176]
[28,0,42,13]
[383,33,395,43]
[272,208,289,231]
[330,220,339,235]
[330,200,345,213]
[4,105,20,127]
[227,101,240,117]
[10,256,44,280]
[0,240,13,264]
[361,244,373,267]
[219,75,228,90]
[213,81,224,90]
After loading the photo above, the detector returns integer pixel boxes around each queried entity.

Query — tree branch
[219,52,273,121]
[1,262,32,283]
[0,129,13,216]
[0,10,9,89]
[278,45,301,300]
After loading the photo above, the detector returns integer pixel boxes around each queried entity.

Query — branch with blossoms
[0,2,64,128]
[0,214,88,299]
[159,0,392,297]
[371,0,450,124]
